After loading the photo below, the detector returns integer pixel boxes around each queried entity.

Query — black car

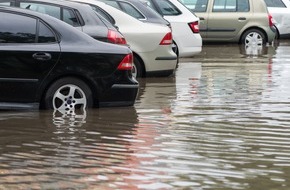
[0,0,127,44]
[0,6,139,110]
[100,0,170,26]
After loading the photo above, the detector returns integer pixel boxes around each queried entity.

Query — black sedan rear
[0,6,139,110]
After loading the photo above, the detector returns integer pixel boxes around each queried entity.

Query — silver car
[180,0,276,45]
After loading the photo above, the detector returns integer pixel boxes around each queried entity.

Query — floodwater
[1,41,290,190]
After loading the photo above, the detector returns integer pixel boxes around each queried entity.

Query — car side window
[154,0,181,15]
[20,2,61,18]
[91,5,116,25]
[0,2,13,6]
[180,0,208,12]
[19,2,81,27]
[119,2,145,19]
[0,12,36,43]
[264,0,286,7]
[0,12,57,44]
[213,0,249,12]
[38,21,57,43]
[105,1,122,10]
[63,8,80,27]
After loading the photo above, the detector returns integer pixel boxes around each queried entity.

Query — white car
[265,0,290,38]
[68,0,177,78]
[142,0,202,58]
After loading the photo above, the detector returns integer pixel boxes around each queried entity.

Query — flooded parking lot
[1,41,290,189]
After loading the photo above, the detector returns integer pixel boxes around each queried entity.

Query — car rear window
[119,2,146,19]
[38,21,57,43]
[147,0,181,16]
[264,0,286,7]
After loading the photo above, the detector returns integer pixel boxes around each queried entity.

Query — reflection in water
[53,109,87,127]
[1,42,290,189]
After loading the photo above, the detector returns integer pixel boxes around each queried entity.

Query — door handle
[238,17,246,21]
[32,52,51,61]
[199,17,205,21]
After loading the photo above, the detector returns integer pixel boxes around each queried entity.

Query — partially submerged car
[0,6,138,110]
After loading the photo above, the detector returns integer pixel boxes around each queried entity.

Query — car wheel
[43,77,93,111]
[132,56,143,78]
[241,29,266,46]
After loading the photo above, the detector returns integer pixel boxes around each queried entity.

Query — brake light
[159,32,172,45]
[108,29,127,45]
[268,14,274,28]
[117,53,133,70]
[189,21,199,33]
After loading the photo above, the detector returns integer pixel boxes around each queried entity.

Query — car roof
[1,0,122,35]
[101,0,170,25]
[9,0,88,8]
[69,0,145,25]
[0,6,94,42]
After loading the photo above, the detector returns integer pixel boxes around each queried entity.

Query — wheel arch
[132,51,146,77]
[173,40,179,56]
[274,25,280,39]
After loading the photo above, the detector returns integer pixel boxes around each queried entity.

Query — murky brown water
[1,41,290,189]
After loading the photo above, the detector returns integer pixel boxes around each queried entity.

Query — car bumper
[266,26,277,43]
[171,23,203,57]
[98,83,139,107]
[138,46,178,77]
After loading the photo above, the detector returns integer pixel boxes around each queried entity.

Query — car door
[206,0,251,40]
[0,11,60,103]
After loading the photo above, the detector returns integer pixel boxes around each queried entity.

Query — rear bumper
[138,48,177,77]
[266,26,277,43]
[98,83,139,107]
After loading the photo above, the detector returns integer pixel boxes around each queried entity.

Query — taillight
[108,29,127,45]
[159,32,172,45]
[268,14,274,28]
[188,21,199,33]
[117,53,133,70]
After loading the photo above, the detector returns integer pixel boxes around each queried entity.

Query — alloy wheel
[53,84,87,111]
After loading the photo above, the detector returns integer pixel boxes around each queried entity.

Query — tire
[132,56,143,78]
[241,29,266,46]
[43,77,93,111]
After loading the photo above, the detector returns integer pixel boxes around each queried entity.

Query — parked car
[68,0,178,78]
[264,0,290,39]
[0,6,138,110]
[140,0,202,57]
[180,0,276,45]
[0,0,127,45]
